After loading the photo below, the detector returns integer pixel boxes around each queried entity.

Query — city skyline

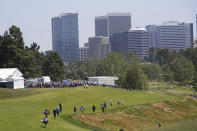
[0,0,196,51]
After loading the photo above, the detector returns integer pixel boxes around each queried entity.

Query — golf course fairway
[0,86,191,131]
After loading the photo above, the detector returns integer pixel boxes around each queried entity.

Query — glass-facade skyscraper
[52,13,79,64]
[95,13,131,37]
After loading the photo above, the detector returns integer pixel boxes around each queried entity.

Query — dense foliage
[147,47,197,85]
[0,25,65,81]
[124,63,148,90]
[66,52,148,90]
[141,63,163,81]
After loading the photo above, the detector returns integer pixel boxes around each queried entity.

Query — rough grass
[148,82,196,95]
[72,97,197,131]
[0,86,176,131]
[166,87,195,95]
[146,119,197,131]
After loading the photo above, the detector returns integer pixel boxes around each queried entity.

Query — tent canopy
[0,68,23,82]
[0,68,24,89]
[6,77,24,82]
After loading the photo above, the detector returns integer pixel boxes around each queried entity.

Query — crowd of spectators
[26,81,89,88]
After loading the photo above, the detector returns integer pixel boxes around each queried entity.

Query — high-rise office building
[79,47,88,61]
[110,28,149,58]
[110,32,128,55]
[84,42,89,48]
[52,13,79,64]
[128,28,149,58]
[88,36,111,59]
[95,13,131,37]
[156,21,193,52]
[145,25,157,48]
[196,14,197,38]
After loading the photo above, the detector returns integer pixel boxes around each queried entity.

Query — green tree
[156,48,174,65]
[141,63,163,81]
[22,43,45,78]
[65,58,99,80]
[193,72,197,91]
[0,26,45,78]
[148,47,157,63]
[124,63,148,90]
[170,55,195,84]
[182,48,197,72]
[43,52,65,81]
[0,26,27,72]
[126,51,141,65]
[84,58,98,77]
[161,65,174,82]
[66,61,81,80]
[96,52,130,76]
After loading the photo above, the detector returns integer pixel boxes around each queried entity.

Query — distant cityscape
[49,12,196,64]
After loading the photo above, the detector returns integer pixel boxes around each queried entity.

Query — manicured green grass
[0,86,176,131]
[0,88,43,99]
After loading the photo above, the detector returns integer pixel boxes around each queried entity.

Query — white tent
[88,76,118,86]
[0,68,24,89]
[39,76,50,83]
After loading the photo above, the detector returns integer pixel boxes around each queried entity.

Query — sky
[0,0,197,51]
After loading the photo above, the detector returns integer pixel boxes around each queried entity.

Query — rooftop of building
[107,12,131,16]
[129,27,147,32]
[0,68,23,80]
[79,47,89,49]
[162,21,191,26]
[88,36,109,39]
[95,16,108,20]
[95,12,131,20]
[88,76,118,79]
[52,13,78,19]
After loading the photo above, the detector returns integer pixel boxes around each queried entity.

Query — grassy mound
[71,97,197,131]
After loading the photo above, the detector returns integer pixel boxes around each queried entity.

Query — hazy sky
[1,0,197,51]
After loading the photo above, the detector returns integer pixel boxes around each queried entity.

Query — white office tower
[156,21,193,51]
[128,28,149,58]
